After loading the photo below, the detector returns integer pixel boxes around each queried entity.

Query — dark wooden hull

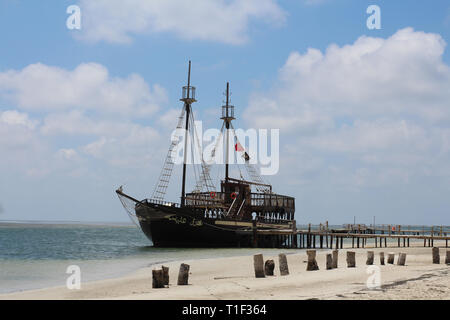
[135,202,273,247]
[138,218,245,247]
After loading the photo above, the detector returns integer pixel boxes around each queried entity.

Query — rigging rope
[229,122,271,192]
[151,107,186,201]
[190,111,216,193]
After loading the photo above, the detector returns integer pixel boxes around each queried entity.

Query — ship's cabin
[185,178,295,223]
[220,179,250,205]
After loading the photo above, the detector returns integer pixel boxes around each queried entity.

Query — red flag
[235,142,244,152]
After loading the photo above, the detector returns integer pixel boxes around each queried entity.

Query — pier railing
[299,223,449,237]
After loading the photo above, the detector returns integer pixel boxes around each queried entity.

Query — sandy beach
[1,244,449,300]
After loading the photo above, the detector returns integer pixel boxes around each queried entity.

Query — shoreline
[1,245,448,300]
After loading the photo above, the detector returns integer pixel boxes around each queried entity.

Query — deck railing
[141,198,181,208]
[185,192,295,210]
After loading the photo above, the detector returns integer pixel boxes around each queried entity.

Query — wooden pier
[248,222,450,249]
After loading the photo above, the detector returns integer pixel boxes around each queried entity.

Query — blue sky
[0,0,449,225]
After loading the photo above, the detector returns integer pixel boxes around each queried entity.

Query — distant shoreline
[0,220,135,227]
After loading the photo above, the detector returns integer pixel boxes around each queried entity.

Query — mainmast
[221,82,235,182]
[180,61,196,206]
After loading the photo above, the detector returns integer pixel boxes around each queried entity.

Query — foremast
[180,61,196,207]
[221,82,235,183]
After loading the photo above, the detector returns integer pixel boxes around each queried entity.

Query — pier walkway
[247,222,450,249]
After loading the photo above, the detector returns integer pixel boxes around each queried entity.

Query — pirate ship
[116,62,295,247]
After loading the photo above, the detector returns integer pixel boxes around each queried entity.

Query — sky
[0,0,449,225]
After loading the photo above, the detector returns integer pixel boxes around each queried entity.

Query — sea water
[0,221,297,294]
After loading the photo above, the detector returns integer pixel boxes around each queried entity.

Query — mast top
[187,60,191,89]
[221,82,235,121]
[180,60,196,103]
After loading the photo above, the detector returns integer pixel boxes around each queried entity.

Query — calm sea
[0,221,297,294]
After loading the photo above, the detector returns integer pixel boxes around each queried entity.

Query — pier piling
[387,253,395,264]
[326,254,333,270]
[264,259,275,276]
[152,269,165,289]
[332,250,339,268]
[397,253,407,266]
[432,247,440,264]
[366,251,374,265]
[346,251,356,268]
[306,250,319,271]
[279,253,289,276]
[162,266,169,286]
[177,263,190,285]
[253,254,265,278]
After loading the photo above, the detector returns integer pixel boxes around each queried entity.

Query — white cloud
[57,148,79,161]
[0,62,171,181]
[0,110,38,129]
[1,110,164,178]
[77,0,286,44]
[0,111,49,175]
[0,63,167,116]
[81,125,161,168]
[246,28,450,129]
[37,109,164,168]
[306,119,429,154]
[40,110,151,138]
[245,28,450,191]
[158,108,183,129]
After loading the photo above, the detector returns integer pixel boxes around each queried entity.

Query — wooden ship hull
[136,204,246,247]
[118,188,295,248]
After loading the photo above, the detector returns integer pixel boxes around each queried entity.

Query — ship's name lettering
[190,218,203,227]
[168,216,187,224]
[168,216,203,227]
